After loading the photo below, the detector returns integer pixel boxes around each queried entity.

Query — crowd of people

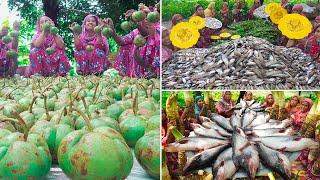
[162,0,320,62]
[162,91,319,178]
[0,3,160,78]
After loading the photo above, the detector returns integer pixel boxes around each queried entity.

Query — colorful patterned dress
[113,29,144,77]
[29,34,70,77]
[139,23,160,77]
[74,14,110,75]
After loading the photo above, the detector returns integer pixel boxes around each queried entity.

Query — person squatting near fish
[290,98,319,180]
[286,95,301,117]
[194,96,204,119]
[233,0,243,22]
[290,98,313,131]
[193,4,216,48]
[215,91,235,118]
[0,21,19,77]
[244,91,253,101]
[29,16,70,77]
[262,94,275,109]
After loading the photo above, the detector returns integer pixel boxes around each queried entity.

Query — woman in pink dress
[29,16,70,76]
[70,14,110,75]
[134,4,160,77]
[293,98,316,177]
[0,22,19,77]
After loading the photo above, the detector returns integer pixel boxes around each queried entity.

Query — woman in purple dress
[70,14,110,75]
[29,16,70,76]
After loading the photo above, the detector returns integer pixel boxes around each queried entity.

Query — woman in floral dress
[29,16,70,76]
[70,14,110,75]
[111,10,143,77]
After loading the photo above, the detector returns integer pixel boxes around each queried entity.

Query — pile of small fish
[164,100,319,179]
[162,37,320,90]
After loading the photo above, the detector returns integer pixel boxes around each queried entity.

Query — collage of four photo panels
[0,0,319,179]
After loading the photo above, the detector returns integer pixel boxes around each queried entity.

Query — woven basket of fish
[162,36,320,90]
[164,99,319,179]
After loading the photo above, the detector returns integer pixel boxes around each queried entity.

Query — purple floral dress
[139,23,160,77]
[74,14,110,75]
[29,35,70,77]
[29,16,70,77]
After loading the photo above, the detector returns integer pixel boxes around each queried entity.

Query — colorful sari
[75,14,110,75]
[29,16,70,76]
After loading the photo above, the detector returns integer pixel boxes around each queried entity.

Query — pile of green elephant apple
[0,75,160,179]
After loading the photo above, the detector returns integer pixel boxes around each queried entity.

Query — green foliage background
[162,0,319,21]
[6,0,158,71]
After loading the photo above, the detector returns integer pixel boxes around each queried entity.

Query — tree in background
[7,0,158,73]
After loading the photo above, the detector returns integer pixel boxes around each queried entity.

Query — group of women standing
[0,4,160,78]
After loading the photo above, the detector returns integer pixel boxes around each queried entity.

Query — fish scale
[163,36,320,90]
